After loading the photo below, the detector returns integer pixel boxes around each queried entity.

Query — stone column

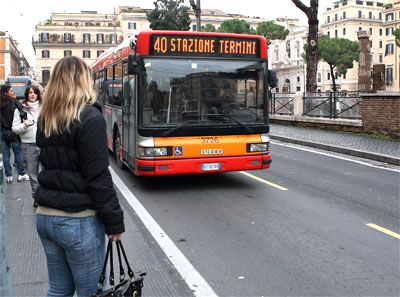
[357,31,372,92]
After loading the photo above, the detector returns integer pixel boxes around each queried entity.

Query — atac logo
[200,148,224,155]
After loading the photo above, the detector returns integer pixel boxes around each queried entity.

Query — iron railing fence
[269,93,295,116]
[303,91,362,119]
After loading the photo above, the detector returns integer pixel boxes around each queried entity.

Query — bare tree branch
[291,0,310,14]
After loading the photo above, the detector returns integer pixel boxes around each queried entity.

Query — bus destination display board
[150,34,260,58]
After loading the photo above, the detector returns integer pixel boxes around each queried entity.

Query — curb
[270,135,400,166]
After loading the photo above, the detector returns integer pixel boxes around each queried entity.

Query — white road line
[271,141,400,173]
[110,168,218,297]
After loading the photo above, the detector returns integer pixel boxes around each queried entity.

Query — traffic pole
[0,153,11,296]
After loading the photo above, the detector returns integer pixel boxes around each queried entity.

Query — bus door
[122,62,137,166]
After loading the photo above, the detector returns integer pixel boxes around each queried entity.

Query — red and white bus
[92,30,276,176]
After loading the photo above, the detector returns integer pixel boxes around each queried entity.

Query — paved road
[111,142,400,296]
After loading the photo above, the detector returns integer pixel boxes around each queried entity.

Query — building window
[386,67,393,84]
[327,16,330,23]
[386,27,394,36]
[110,34,117,44]
[83,50,91,58]
[297,76,300,83]
[327,31,330,36]
[343,11,346,19]
[192,24,197,31]
[97,50,104,57]
[358,11,362,18]
[327,73,331,80]
[343,28,346,35]
[96,33,104,44]
[286,40,291,58]
[356,0,363,4]
[385,43,394,55]
[379,40,382,48]
[83,33,90,44]
[369,28,372,35]
[335,14,338,21]
[369,12,372,19]
[359,27,362,31]
[64,50,72,57]
[42,70,50,85]
[379,28,383,36]
[64,33,72,43]
[335,30,338,37]
[128,22,136,30]
[379,13,382,20]
[40,33,49,42]
[297,48,300,58]
[343,73,346,79]
[379,54,383,63]
[317,73,321,83]
[275,51,278,61]
[370,41,373,48]
[41,50,50,58]
[385,12,394,21]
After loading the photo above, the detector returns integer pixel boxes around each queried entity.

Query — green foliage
[146,0,191,31]
[201,24,217,32]
[218,19,256,34]
[318,35,359,76]
[393,28,400,48]
[256,21,289,41]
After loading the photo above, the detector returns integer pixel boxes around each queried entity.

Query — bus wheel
[114,134,125,169]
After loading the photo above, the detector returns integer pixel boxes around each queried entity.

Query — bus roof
[91,30,268,72]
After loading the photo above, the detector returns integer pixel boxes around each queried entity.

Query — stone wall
[361,93,400,137]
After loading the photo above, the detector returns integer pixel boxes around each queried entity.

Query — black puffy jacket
[35,103,124,235]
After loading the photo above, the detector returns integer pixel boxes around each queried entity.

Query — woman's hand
[108,233,122,241]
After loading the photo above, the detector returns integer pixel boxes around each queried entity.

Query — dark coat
[1,95,17,130]
[35,103,124,235]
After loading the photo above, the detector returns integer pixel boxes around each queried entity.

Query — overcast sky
[1,0,332,69]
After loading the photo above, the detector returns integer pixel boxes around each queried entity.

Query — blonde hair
[39,56,96,137]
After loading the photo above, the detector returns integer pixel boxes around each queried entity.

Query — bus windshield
[140,58,265,129]
[10,82,27,98]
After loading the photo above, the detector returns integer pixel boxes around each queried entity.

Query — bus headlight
[138,147,169,157]
[247,143,269,153]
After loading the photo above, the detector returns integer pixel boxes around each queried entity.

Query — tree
[256,21,289,41]
[147,0,191,31]
[218,19,256,34]
[201,24,217,32]
[393,28,400,48]
[292,0,319,92]
[317,35,359,92]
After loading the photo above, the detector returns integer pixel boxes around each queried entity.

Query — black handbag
[93,240,146,297]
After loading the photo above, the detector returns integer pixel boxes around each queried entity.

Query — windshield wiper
[162,120,200,136]
[208,113,253,133]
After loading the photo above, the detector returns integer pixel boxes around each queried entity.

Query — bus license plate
[201,163,221,171]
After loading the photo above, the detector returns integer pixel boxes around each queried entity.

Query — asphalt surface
[111,144,399,296]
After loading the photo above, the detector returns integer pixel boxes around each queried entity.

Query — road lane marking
[239,171,288,191]
[272,141,400,173]
[110,168,218,297]
[366,223,400,239]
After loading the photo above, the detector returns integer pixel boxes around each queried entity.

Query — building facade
[0,31,31,83]
[33,11,122,85]
[382,1,400,91]
[269,23,307,93]
[33,6,269,85]
[319,0,395,91]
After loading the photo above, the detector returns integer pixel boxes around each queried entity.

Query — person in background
[12,86,42,207]
[0,84,29,183]
[35,56,125,297]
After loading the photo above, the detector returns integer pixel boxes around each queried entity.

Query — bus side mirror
[268,70,277,89]
[128,55,140,75]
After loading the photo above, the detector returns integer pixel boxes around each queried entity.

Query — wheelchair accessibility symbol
[174,146,183,156]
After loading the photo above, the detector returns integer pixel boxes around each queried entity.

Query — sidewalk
[4,180,193,297]
[269,123,400,165]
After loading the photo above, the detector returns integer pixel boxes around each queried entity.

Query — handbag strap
[109,240,115,288]
[116,240,126,282]
[94,239,112,294]
[117,240,135,279]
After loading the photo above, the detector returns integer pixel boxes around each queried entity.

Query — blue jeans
[21,143,40,198]
[1,138,25,177]
[36,215,105,297]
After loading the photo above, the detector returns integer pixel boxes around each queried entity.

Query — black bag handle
[116,240,126,282]
[117,240,135,279]
[94,240,112,294]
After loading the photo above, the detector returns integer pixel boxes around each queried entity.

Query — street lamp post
[189,0,201,31]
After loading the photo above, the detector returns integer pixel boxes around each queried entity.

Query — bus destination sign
[150,34,260,58]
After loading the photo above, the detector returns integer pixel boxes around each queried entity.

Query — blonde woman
[35,56,124,297]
